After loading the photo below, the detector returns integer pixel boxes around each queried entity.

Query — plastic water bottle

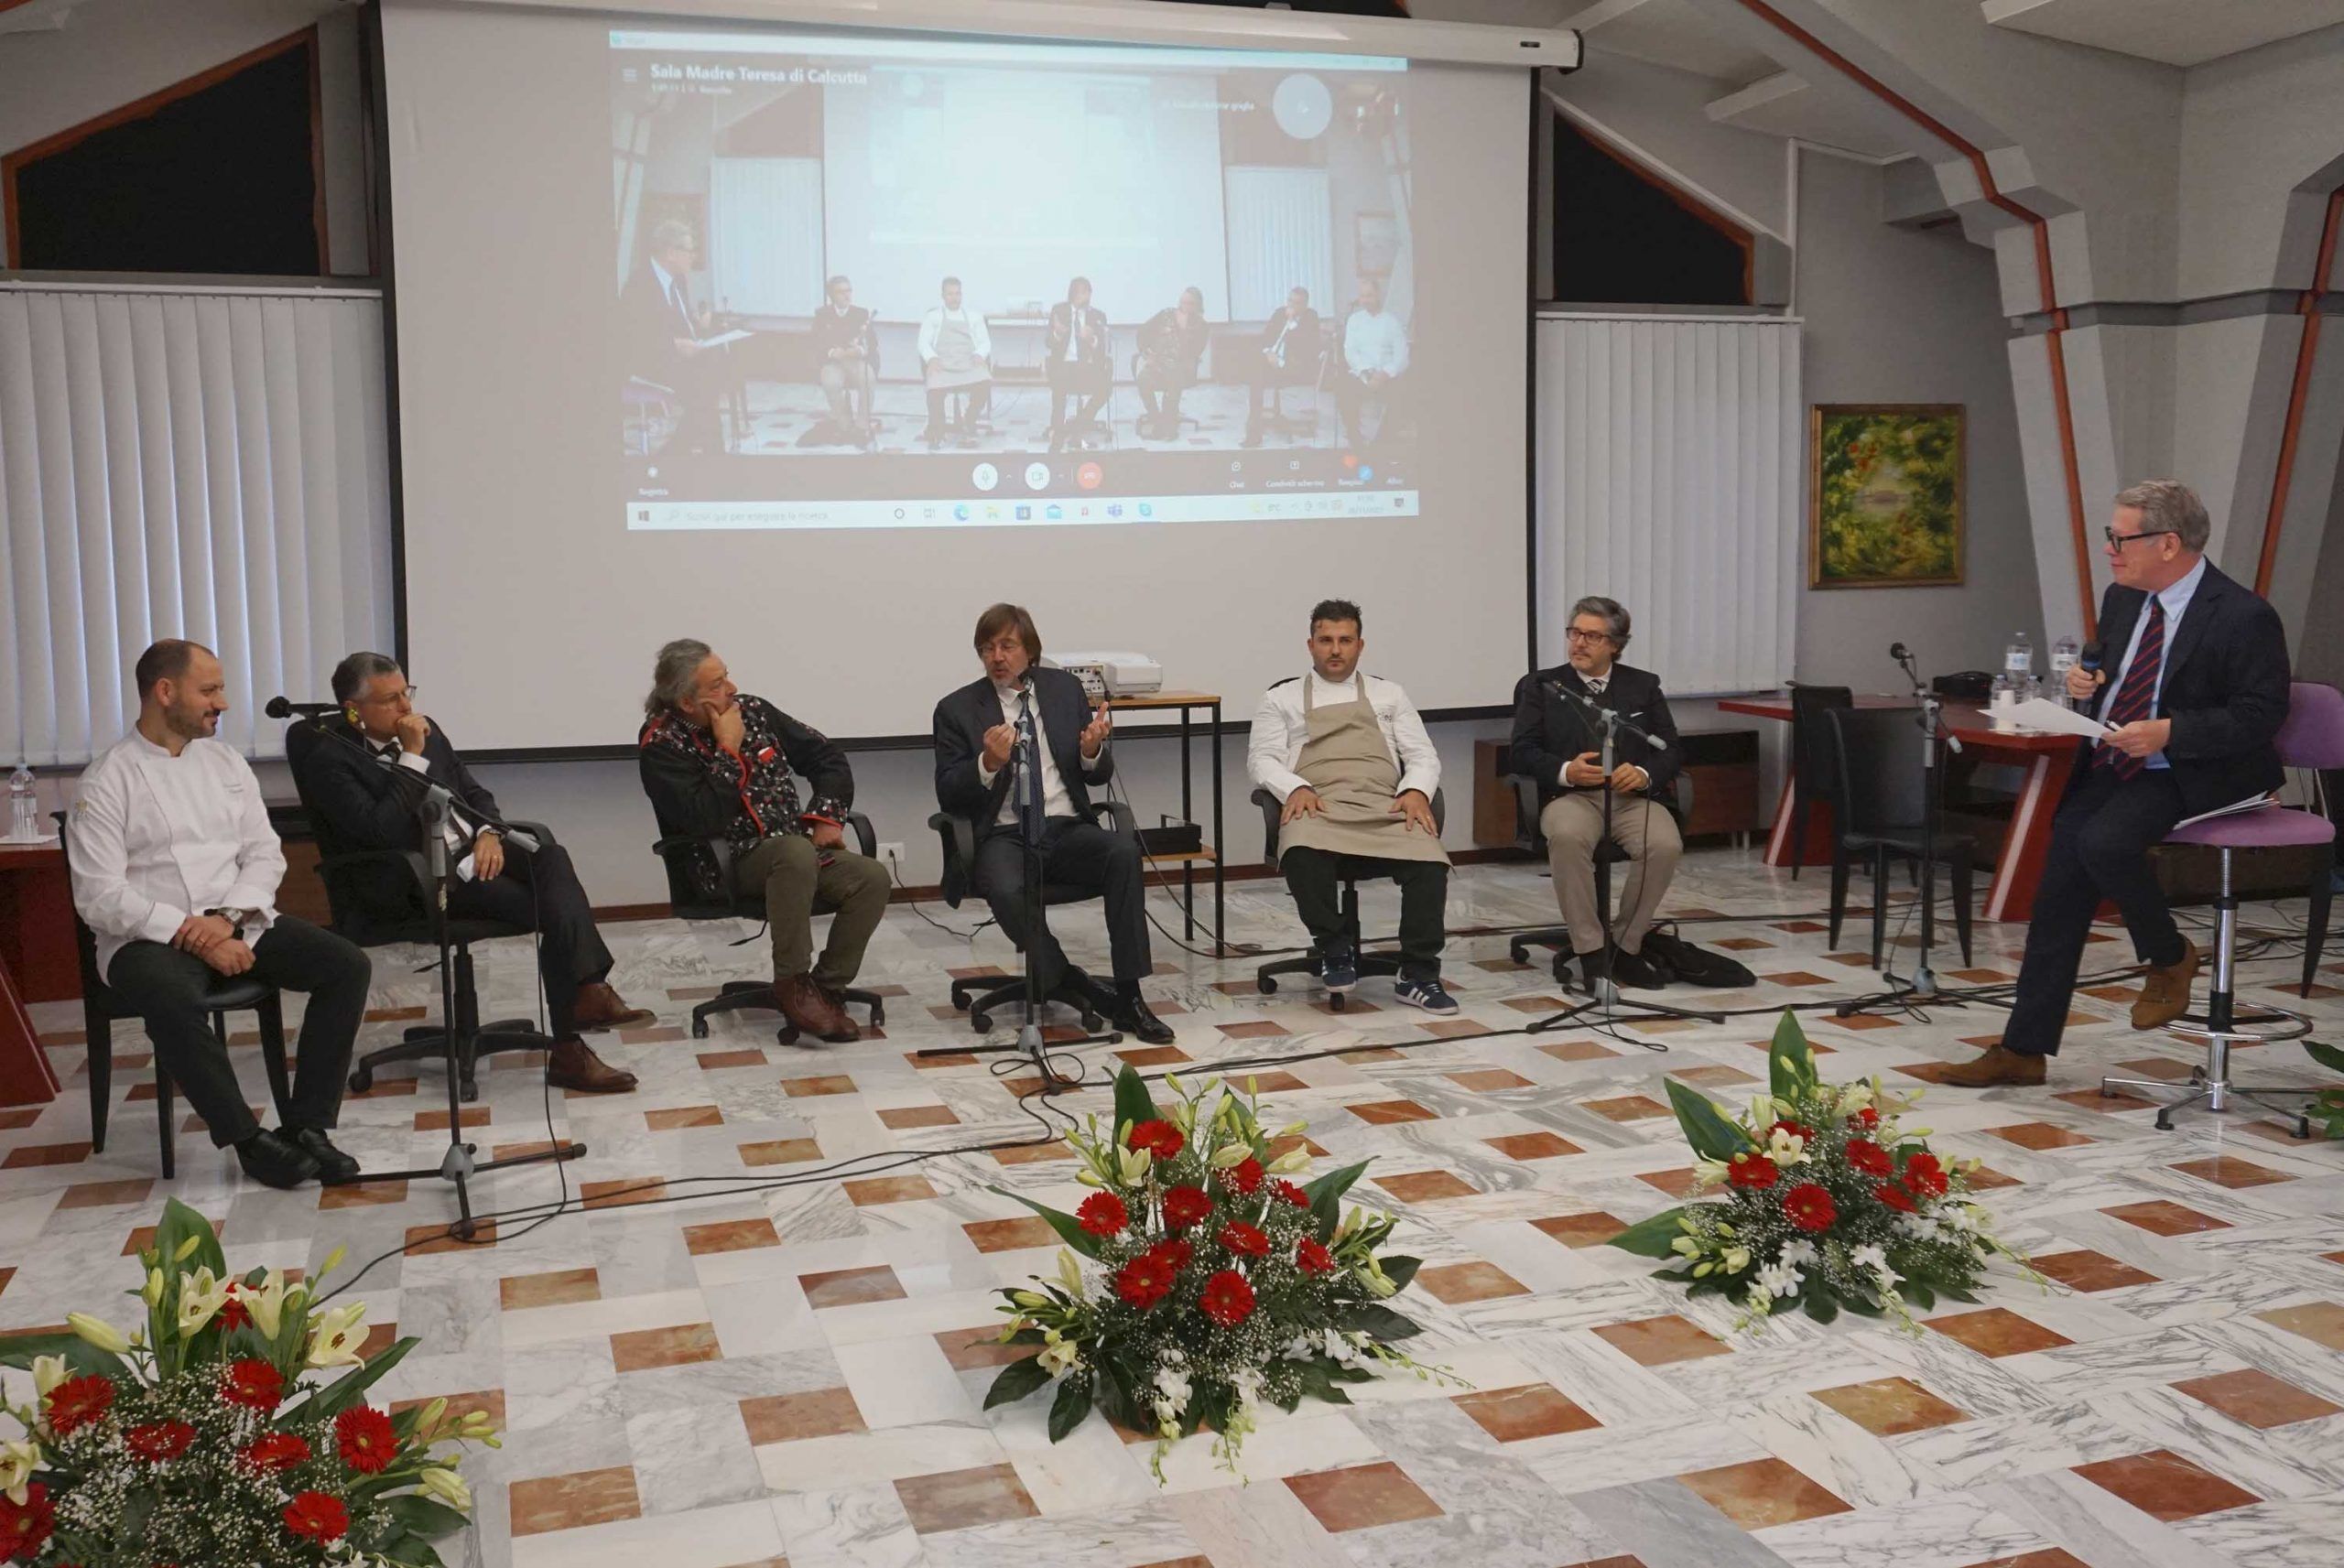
[2050,635,2080,708]
[6,762,36,842]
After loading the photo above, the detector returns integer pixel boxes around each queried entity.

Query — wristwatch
[204,907,253,939]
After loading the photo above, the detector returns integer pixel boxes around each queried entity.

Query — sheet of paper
[695,329,754,349]
[2005,697,2109,740]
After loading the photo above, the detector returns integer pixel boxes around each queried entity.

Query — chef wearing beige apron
[918,276,993,447]
[1249,599,1457,1012]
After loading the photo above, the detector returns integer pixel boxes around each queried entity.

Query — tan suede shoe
[1937,1044,2048,1088]
[2131,942,2201,1031]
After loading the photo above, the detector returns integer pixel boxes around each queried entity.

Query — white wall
[2178,24,2344,301]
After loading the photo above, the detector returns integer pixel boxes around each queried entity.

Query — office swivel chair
[928,805,1137,1033]
[1252,787,1447,1010]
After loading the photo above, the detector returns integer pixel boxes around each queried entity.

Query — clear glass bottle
[2050,635,2080,709]
[6,762,36,841]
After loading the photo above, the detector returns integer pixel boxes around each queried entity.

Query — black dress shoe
[1609,945,1671,990]
[235,1129,321,1190]
[286,1126,362,1184]
[1110,983,1176,1045]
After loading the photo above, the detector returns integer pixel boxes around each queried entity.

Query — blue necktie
[1015,694,1045,838]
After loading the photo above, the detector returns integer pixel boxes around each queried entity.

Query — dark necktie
[670,276,692,335]
[1015,694,1046,838]
[2098,597,2165,779]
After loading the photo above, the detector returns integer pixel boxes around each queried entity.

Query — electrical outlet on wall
[876,841,906,879]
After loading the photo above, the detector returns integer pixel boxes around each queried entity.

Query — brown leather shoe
[572,981,657,1033]
[778,974,857,1043]
[2132,941,2200,1031]
[1937,1044,2048,1088]
[546,1037,637,1094]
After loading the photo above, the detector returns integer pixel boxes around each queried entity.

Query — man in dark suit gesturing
[1948,481,2291,1087]
[296,653,649,1093]
[933,604,1172,1044]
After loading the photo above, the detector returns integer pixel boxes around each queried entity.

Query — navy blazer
[933,666,1111,837]
[1509,662,1683,810]
[291,717,500,923]
[2079,559,2288,816]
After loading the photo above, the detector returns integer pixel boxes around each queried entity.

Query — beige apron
[1277,675,1449,866]
[928,313,987,388]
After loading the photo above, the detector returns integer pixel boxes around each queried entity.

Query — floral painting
[1809,405,1964,588]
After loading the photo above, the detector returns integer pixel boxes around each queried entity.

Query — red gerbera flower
[1845,1139,1892,1177]
[1161,1184,1212,1230]
[1127,1119,1185,1160]
[239,1433,312,1474]
[215,1289,251,1333]
[283,1491,350,1544]
[1114,1250,1178,1310]
[1199,1270,1256,1327]
[1725,1152,1778,1189]
[1768,1119,1814,1143]
[124,1421,197,1462]
[1853,1106,1881,1129]
[43,1374,115,1435]
[0,1484,54,1561]
[1224,1157,1265,1195]
[335,1405,397,1475]
[1272,1179,1309,1207]
[1874,1181,1917,1214]
[222,1357,285,1411]
[1901,1152,1948,1197]
[1782,1182,1837,1233]
[1295,1238,1335,1274]
[1077,1191,1129,1237]
[1218,1222,1271,1257]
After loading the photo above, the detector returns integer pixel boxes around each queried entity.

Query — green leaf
[1304,1159,1372,1242]
[1113,1065,1163,1143]
[383,1495,472,1540]
[1904,1281,1937,1311]
[1606,1206,1691,1258]
[1802,1290,1839,1325]
[303,1335,418,1421]
[1935,1283,1980,1304]
[2305,1040,2344,1078]
[1841,1293,1885,1318]
[988,1188,1102,1260]
[0,1331,127,1379]
[1091,1359,1148,1433]
[1047,1377,1093,1443]
[1377,1255,1422,1293]
[984,1355,1056,1410]
[1336,1303,1421,1340]
[1769,1010,1818,1101]
[155,1195,228,1281]
[1666,1081,1756,1162]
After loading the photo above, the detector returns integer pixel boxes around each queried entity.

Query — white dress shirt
[1342,308,1410,379]
[2104,555,2207,773]
[382,742,486,878]
[1248,672,1440,803]
[68,730,286,982]
[976,683,1105,827]
[917,306,993,364]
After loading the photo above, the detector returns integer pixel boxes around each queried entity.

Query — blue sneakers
[1320,941,1359,994]
[1394,977,1460,1015]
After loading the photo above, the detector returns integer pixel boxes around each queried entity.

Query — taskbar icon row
[628,491,1421,531]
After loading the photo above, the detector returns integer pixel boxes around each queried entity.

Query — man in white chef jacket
[69,640,372,1190]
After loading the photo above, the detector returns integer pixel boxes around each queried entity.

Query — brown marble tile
[618,1026,687,1044]
[1677,1456,1851,1530]
[507,1465,642,1537]
[1283,1460,1445,1532]
[1593,1314,1730,1367]
[1348,1098,1438,1125]
[1265,1133,1331,1160]
[845,1175,939,1206]
[1448,1068,1535,1092]
[783,1074,858,1098]
[1826,1012,1905,1032]
[1987,1122,2096,1151]
[1772,921,1830,933]
[1669,1065,1759,1088]
[2071,1448,2259,1520]
[1583,1094,1669,1121]
[2169,1155,2294,1188]
[2,1141,92,1168]
[1217,1021,1290,1040]
[1416,1019,1491,1040]
[1636,1167,1704,1198]
[894,1463,1039,1534]
[406,1221,496,1255]
[1239,1070,1309,1093]
[740,1138,824,1166]
[990,1140,1077,1164]
[1374,1170,1478,1203]
[581,1177,668,1211]
[2172,1367,2343,1429]
[1926,1307,2072,1357]
[1561,1559,1648,1568]
[1961,1552,2090,1568]
[645,1105,724,1130]
[414,1105,492,1133]
[963,1217,1060,1253]
[2102,1199,2232,1236]
[2112,1054,2195,1081]
[1540,1039,1622,1062]
[935,1325,1030,1371]
[1504,994,1575,1013]
[344,1074,420,1101]
[2255,1301,2344,1351]
[1310,996,1383,1015]
[683,1218,781,1256]
[876,1104,961,1130]
[609,1322,722,1374]
[318,1178,407,1209]
[801,1265,907,1310]
[1714,937,1774,950]
[1948,968,2017,983]
[698,1049,769,1070]
[500,1267,601,1310]
[1763,971,1834,987]
[1531,1211,1629,1249]
[2031,1249,2158,1292]
[56,1177,154,1209]
[1112,1046,1190,1069]
[1486,1130,1583,1161]
[1416,1261,1530,1303]
[1963,1163,2023,1190]
[1809,1376,1968,1436]
[1338,1046,1406,1064]
[491,1140,562,1161]
[741,1386,866,1444]
[366,1005,429,1022]
[667,985,725,1000]
[0,1108,41,1130]
[1452,1383,1601,1442]
[2053,1087,2159,1114]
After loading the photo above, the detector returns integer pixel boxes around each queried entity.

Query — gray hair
[331,650,403,705]
[2113,480,2210,551]
[650,218,695,254]
[646,638,713,719]
[1569,595,1632,650]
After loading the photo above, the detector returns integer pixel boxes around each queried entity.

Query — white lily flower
[306,1301,369,1368]
[1120,1146,1152,1185]
[1778,1238,1820,1267]
[140,1267,167,1309]
[66,1312,128,1355]
[1690,1157,1730,1190]
[1721,1246,1752,1274]
[1850,1243,1904,1289]
[175,1267,230,1336]
[1011,1290,1050,1309]
[30,1355,70,1399]
[1755,1260,1802,1299]
[0,1438,40,1505]
[243,1270,289,1339]
[1210,1143,1253,1169]
[1764,1127,1808,1167]
[418,1466,472,1512]
[1055,1249,1086,1298]
[1670,1235,1703,1259]
[1266,1147,1310,1174]
[1839,1079,1874,1110]
[1038,1338,1081,1375]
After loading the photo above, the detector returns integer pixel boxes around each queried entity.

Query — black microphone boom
[265,696,338,719]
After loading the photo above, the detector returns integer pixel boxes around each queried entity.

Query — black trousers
[2002,765,2187,1056]
[1048,362,1109,433]
[971,817,1151,990]
[1135,367,1188,427]
[105,915,370,1148]
[443,841,612,1039]
[925,382,992,434]
[1334,372,1402,444]
[1281,847,1448,980]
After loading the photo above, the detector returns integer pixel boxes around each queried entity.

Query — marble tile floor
[5,849,2344,1568]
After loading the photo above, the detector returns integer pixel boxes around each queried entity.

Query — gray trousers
[1540,793,1682,956]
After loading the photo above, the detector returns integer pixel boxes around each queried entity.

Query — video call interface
[611,28,1421,531]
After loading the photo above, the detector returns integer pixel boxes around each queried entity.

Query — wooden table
[1719,696,2084,922]
[0,838,70,1107]
[1103,690,1225,953]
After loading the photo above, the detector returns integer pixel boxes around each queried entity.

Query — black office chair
[1129,351,1202,441]
[1252,786,1446,1011]
[1255,346,1329,440]
[1503,773,1691,982]
[928,803,1136,1033]
[281,724,554,1101]
[650,816,889,1045]
[54,813,291,1178]
[1785,684,1853,879]
[1821,708,1975,968]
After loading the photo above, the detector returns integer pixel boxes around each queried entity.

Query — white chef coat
[976,683,1108,827]
[1248,672,1439,803]
[1342,308,1409,379]
[68,730,286,981]
[917,306,993,364]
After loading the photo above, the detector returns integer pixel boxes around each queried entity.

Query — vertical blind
[1537,314,1801,695]
[0,284,394,765]
[711,157,825,318]
[1224,167,1334,322]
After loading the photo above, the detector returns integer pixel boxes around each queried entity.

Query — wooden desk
[0,839,69,1108]
[1720,696,2082,922]
[1104,690,1225,952]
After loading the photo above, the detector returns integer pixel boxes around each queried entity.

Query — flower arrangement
[0,1199,490,1566]
[1609,1013,2027,1330]
[983,1068,1446,1476]
[2306,1042,2344,1141]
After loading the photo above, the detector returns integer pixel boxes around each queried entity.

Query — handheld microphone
[1889,642,1911,664]
[265,696,338,719]
[2079,640,2105,676]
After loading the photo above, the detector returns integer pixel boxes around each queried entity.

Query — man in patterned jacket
[638,639,890,1041]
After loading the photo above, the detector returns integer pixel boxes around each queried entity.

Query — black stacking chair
[55,813,291,1177]
[928,804,1137,1033]
[1253,787,1446,1010]
[1822,708,1975,968]
[1785,684,1853,880]
[1503,774,1690,982]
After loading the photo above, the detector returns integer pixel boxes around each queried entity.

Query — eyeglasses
[1564,629,1612,645]
[358,686,416,707]
[2104,527,2174,550]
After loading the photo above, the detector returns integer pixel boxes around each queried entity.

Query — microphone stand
[1526,685,1722,1037]
[1834,648,1964,1018]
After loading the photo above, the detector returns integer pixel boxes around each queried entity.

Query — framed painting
[1808,404,1964,589]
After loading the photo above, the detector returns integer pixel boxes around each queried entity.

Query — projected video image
[611,29,1419,530]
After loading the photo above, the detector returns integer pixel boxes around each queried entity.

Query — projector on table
[1049,653,1164,700]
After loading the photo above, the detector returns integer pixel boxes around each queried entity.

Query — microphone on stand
[1548,677,1667,751]
[264,696,338,719]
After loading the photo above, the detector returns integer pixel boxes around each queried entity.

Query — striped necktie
[2097,596,2165,779]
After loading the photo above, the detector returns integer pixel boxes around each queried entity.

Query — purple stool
[2100,681,2344,1132]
